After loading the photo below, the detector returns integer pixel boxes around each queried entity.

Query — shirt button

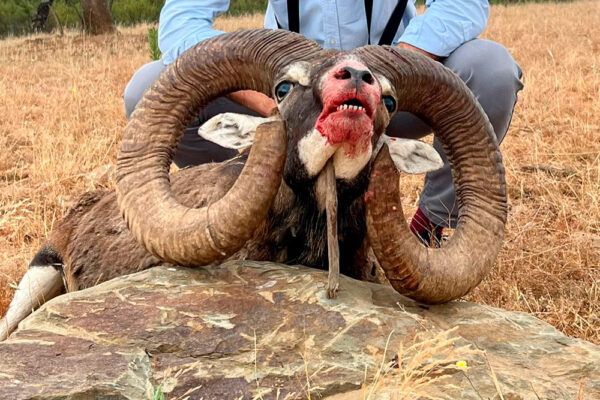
[330,38,336,45]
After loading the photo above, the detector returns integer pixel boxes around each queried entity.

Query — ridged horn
[357,46,507,304]
[116,30,322,265]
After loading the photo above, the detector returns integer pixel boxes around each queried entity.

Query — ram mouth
[322,95,375,120]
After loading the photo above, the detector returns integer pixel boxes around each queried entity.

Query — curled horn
[116,30,322,265]
[358,46,507,304]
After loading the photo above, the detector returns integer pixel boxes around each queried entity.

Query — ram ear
[381,135,443,174]
[198,113,272,149]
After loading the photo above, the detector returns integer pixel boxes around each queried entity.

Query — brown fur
[61,157,245,289]
[51,151,384,291]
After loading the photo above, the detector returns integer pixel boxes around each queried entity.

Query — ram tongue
[324,159,340,299]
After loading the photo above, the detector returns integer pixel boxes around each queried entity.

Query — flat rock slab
[1,261,599,399]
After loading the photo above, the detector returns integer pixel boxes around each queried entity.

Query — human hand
[396,42,441,61]
[227,90,277,117]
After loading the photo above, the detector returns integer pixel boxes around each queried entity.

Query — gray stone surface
[1,261,599,399]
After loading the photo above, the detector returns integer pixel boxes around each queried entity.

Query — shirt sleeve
[158,0,231,65]
[398,0,489,57]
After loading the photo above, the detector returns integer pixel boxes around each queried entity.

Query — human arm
[397,0,490,58]
[158,1,275,116]
[226,91,277,117]
[158,0,230,65]
[395,42,440,61]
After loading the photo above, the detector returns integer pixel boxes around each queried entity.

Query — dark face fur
[273,54,396,200]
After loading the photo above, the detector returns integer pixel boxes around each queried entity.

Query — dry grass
[466,0,600,343]
[151,327,479,399]
[0,1,599,347]
[360,328,478,399]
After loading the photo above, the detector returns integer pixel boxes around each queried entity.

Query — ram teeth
[336,104,365,111]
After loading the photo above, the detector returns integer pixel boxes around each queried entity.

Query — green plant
[148,27,161,61]
[227,0,267,15]
[151,384,165,400]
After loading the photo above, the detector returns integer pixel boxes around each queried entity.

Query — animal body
[1,29,507,340]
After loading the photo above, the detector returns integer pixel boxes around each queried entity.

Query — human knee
[445,39,523,134]
[122,88,139,120]
[446,39,523,98]
[122,60,165,119]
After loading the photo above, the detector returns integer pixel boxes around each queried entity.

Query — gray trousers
[123,39,523,228]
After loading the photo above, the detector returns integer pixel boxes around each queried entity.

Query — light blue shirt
[158,0,489,65]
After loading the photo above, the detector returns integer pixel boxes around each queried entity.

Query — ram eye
[275,81,294,102]
[383,95,397,113]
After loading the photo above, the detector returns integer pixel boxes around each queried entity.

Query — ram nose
[322,60,381,119]
[334,65,376,88]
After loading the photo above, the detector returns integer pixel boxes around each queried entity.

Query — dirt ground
[0,1,599,344]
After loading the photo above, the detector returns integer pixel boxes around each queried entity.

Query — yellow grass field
[0,1,599,347]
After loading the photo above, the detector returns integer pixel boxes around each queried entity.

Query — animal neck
[258,180,368,272]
